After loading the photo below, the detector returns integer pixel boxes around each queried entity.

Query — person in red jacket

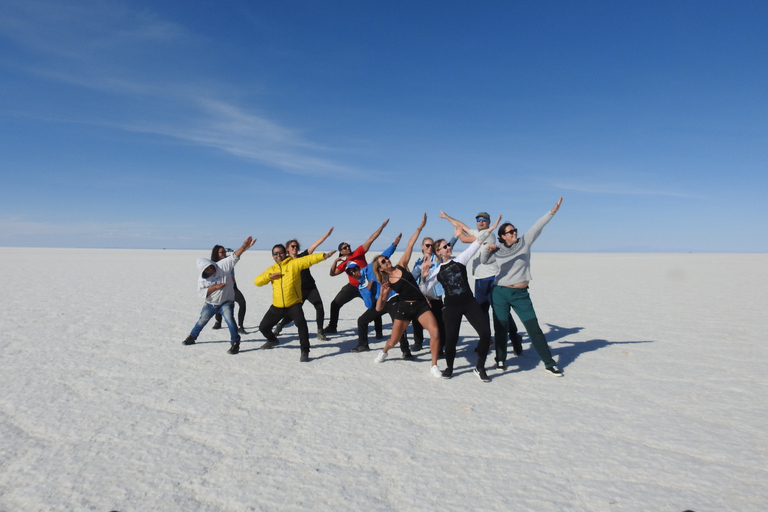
[324,219,389,335]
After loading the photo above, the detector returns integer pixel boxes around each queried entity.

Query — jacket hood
[197,257,215,277]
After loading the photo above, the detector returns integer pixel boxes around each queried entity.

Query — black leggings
[259,303,310,352]
[443,298,491,371]
[326,283,363,330]
[357,299,408,351]
[276,286,325,332]
[215,284,246,328]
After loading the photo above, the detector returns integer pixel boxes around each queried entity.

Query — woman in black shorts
[371,214,443,378]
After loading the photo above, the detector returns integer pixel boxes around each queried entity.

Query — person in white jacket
[182,236,255,354]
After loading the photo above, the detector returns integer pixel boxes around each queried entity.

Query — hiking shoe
[374,351,388,363]
[272,325,282,336]
[324,326,338,334]
[300,351,309,362]
[496,360,506,371]
[182,336,196,345]
[474,367,491,382]
[212,322,222,330]
[544,366,564,377]
[512,334,523,356]
[238,327,248,335]
[227,342,240,355]
[410,343,423,352]
[402,352,414,360]
[260,340,279,350]
[430,365,442,378]
[441,368,453,379]
[351,344,370,353]
[317,331,327,341]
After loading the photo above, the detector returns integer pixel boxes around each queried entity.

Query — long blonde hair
[372,254,386,284]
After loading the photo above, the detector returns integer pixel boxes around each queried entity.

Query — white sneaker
[430,365,442,378]
[374,351,388,363]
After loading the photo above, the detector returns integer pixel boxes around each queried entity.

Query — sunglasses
[341,245,350,251]
[289,244,299,249]
[502,229,518,236]
[424,243,432,248]
[440,244,451,251]
[476,218,489,222]
[272,251,286,256]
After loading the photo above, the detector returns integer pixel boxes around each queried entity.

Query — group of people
[182,198,565,381]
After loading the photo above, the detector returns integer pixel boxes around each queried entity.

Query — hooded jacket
[254,253,326,308]
[196,254,240,305]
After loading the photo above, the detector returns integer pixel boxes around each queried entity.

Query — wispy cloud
[0,0,371,178]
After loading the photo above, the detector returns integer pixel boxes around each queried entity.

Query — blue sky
[1,0,766,252]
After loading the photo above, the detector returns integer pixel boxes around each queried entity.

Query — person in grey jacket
[182,236,256,355]
[481,198,563,376]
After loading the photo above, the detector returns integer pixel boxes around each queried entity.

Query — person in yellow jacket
[254,244,336,362]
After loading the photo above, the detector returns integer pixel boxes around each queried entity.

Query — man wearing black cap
[324,218,389,334]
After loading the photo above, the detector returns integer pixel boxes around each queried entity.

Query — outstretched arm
[441,210,475,242]
[307,227,334,254]
[397,213,427,269]
[362,219,389,252]
[551,197,563,214]
[234,236,256,257]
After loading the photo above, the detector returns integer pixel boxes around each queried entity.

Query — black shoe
[350,344,370,352]
[474,367,491,382]
[317,331,327,341]
[227,342,240,355]
[238,327,247,335]
[441,368,453,379]
[512,334,523,356]
[324,326,338,334]
[260,340,279,350]
[182,336,196,345]
[212,323,222,330]
[410,343,423,352]
[496,360,506,371]
[402,352,414,360]
[300,351,310,362]
[544,366,564,377]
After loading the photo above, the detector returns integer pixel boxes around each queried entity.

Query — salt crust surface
[1,248,766,511]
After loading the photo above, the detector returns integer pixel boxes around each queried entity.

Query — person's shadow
[515,323,655,371]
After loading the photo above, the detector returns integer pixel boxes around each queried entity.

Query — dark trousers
[259,303,310,352]
[412,297,445,349]
[357,298,408,351]
[276,286,325,333]
[443,298,491,371]
[215,284,246,328]
[327,283,374,331]
[475,277,518,348]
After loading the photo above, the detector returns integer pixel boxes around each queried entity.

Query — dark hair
[497,223,515,243]
[211,245,226,262]
[272,244,286,253]
[285,239,301,252]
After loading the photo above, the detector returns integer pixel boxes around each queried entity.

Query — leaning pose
[273,227,334,341]
[372,214,443,378]
[254,244,335,362]
[420,216,501,382]
[183,236,256,354]
[481,197,564,376]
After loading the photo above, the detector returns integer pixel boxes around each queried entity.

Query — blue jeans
[190,301,240,344]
